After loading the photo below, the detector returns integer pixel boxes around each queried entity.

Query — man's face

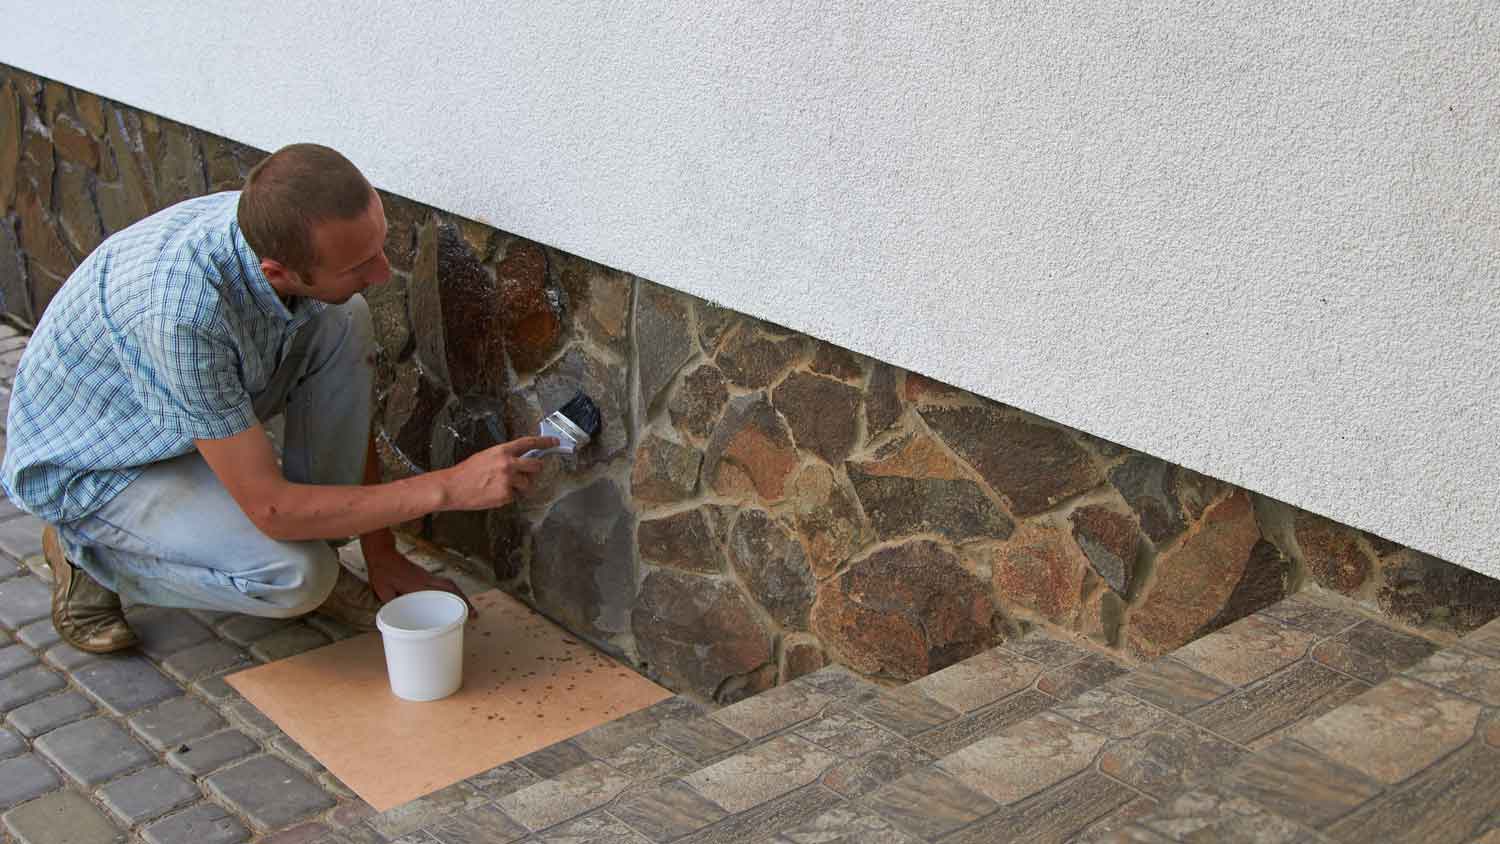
[301,191,391,303]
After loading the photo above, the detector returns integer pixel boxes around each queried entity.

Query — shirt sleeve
[133,316,258,440]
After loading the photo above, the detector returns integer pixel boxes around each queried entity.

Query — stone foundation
[5,64,1497,702]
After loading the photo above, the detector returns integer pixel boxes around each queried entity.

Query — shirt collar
[227,196,326,325]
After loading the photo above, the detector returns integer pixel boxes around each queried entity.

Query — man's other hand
[363,544,478,617]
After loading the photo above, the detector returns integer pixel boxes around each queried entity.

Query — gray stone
[128,608,213,659]
[72,656,181,715]
[632,569,775,702]
[0,514,44,562]
[272,735,325,775]
[534,811,650,843]
[0,642,37,676]
[215,614,293,646]
[15,619,59,649]
[0,725,22,759]
[160,640,251,683]
[919,405,1100,517]
[516,740,593,779]
[1069,505,1141,595]
[425,802,529,844]
[635,281,697,411]
[128,696,227,751]
[35,717,153,785]
[2,787,125,844]
[0,754,60,809]
[727,509,815,631]
[0,575,49,628]
[532,479,635,642]
[141,804,249,844]
[494,760,631,831]
[865,767,998,840]
[43,641,99,670]
[7,690,94,737]
[772,371,862,463]
[611,780,728,842]
[534,345,629,464]
[0,664,64,710]
[98,766,200,826]
[249,624,330,662]
[206,756,336,830]
[166,730,260,776]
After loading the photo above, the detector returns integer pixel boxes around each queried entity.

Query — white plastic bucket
[375,591,469,701]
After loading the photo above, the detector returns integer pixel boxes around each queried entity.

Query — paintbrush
[523,391,602,458]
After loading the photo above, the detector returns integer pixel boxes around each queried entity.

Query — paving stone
[611,780,729,842]
[128,608,214,659]
[274,735,327,775]
[772,803,918,844]
[864,766,998,840]
[908,688,1051,757]
[141,803,250,844]
[909,648,1040,713]
[424,802,528,844]
[35,716,153,785]
[166,730,261,776]
[1218,739,1383,829]
[6,689,95,737]
[1053,686,1171,739]
[0,726,22,759]
[1324,741,1500,843]
[533,811,650,843]
[792,703,899,757]
[1172,615,1318,686]
[0,664,65,710]
[1113,658,1235,715]
[1002,634,1088,667]
[1190,660,1370,745]
[206,755,336,830]
[848,684,959,738]
[596,739,691,781]
[129,696,227,750]
[0,576,50,628]
[0,514,44,561]
[654,715,747,763]
[1312,621,1440,684]
[98,765,200,826]
[0,754,61,809]
[215,614,294,646]
[2,787,126,844]
[1259,595,1363,637]
[676,785,843,844]
[787,665,876,701]
[0,555,18,580]
[569,696,702,758]
[1098,720,1248,799]
[1136,787,1334,843]
[365,781,482,839]
[464,762,541,800]
[160,640,251,683]
[259,821,332,844]
[221,698,278,737]
[190,672,241,702]
[1403,646,1500,706]
[15,619,60,649]
[682,734,839,814]
[72,656,181,715]
[818,743,934,799]
[43,640,101,670]
[709,681,833,740]
[1294,676,1481,785]
[937,711,1107,805]
[938,769,1137,844]
[0,643,38,678]
[249,624,331,662]
[495,760,631,831]
[1036,652,1130,699]
[1071,796,1162,843]
[516,739,593,778]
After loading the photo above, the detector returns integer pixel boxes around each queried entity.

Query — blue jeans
[58,296,375,618]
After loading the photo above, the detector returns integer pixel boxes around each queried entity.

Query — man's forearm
[259,471,449,542]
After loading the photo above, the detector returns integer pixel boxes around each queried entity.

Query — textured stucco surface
[2,2,1497,574]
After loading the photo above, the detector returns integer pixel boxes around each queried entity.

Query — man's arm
[194,424,554,541]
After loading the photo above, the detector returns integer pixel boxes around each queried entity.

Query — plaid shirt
[1,191,326,524]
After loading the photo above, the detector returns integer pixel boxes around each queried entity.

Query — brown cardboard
[226,589,671,811]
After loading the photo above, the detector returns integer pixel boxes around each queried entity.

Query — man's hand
[439,436,557,511]
[363,543,478,617]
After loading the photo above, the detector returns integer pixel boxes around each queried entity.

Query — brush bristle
[557,391,602,438]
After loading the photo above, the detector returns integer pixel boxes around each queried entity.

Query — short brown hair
[237,144,372,274]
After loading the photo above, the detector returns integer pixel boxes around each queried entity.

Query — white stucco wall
[3,2,1498,574]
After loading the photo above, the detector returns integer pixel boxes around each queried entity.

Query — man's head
[237,144,390,304]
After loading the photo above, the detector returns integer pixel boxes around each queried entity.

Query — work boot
[315,566,383,633]
[42,525,139,654]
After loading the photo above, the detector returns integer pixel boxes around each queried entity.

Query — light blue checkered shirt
[1,191,326,525]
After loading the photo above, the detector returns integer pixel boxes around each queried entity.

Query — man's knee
[256,543,339,618]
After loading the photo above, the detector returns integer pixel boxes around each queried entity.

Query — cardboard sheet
[226,590,671,811]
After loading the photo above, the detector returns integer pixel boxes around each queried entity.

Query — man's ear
[260,258,305,291]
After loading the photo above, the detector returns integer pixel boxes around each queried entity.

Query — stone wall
[5,64,1498,703]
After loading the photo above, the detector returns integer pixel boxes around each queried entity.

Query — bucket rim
[376,590,469,639]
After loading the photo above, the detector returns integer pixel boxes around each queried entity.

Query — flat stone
[910,647,1040,713]
[940,770,1138,844]
[863,364,904,439]
[7,690,94,737]
[556,253,630,356]
[1069,505,1141,596]
[1311,621,1440,684]
[596,739,690,781]
[784,465,863,581]
[71,656,181,715]
[128,696,227,751]
[1036,652,1129,699]
[938,712,1107,805]
[775,803,917,844]
[1137,787,1334,843]
[919,405,1099,516]
[166,730,260,776]
[632,569,774,701]
[98,766,200,826]
[813,540,994,680]
[423,803,529,844]
[908,689,1052,758]
[44,641,100,671]
[772,371,861,463]
[702,394,798,502]
[1112,658,1234,715]
[272,736,325,775]
[674,784,841,844]
[985,521,1089,625]
[632,432,703,506]
[533,479,635,642]
[790,703,898,758]
[207,755,335,830]
[611,779,729,841]
[635,281,697,411]
[847,432,1013,543]
[1324,742,1500,844]
[1098,720,1248,799]
[465,762,541,800]
[848,683,960,739]
[160,640,251,683]
[0,754,61,809]
[711,680,833,740]
[534,811,651,843]
[864,766,998,840]
[249,624,331,662]
[0,576,49,628]
[1406,648,1500,706]
[221,698,279,737]
[128,608,213,659]
[668,363,729,442]
[1219,739,1382,829]
[141,804,249,844]
[36,717,153,785]
[568,696,702,758]
[495,760,631,831]
[1003,633,1089,666]
[493,239,564,375]
[365,781,480,839]
[1172,615,1318,687]
[0,643,37,677]
[1054,686,1171,739]
[1295,675,1481,785]
[213,614,294,646]
[638,508,724,575]
[0,514,45,561]
[683,734,838,813]
[1461,615,1500,661]
[654,715,748,763]
[1295,510,1375,593]
[715,324,803,390]
[15,619,60,649]
[1258,594,1362,637]
[0,664,65,710]
[818,743,934,800]
[3,788,125,844]
[1191,660,1370,745]
[727,509,815,631]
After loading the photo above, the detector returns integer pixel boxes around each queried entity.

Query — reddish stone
[632,569,775,700]
[0,79,20,212]
[54,166,102,259]
[919,405,1102,517]
[635,282,696,410]
[557,251,631,355]
[703,394,798,502]
[1069,505,1141,596]
[104,107,157,217]
[813,539,995,679]
[151,121,206,208]
[903,373,970,405]
[810,344,864,382]
[73,89,107,138]
[17,192,74,278]
[984,521,1088,625]
[638,508,724,575]
[847,432,1013,543]
[781,635,827,683]
[668,363,729,443]
[865,363,905,439]
[51,114,97,170]
[787,463,865,579]
[630,432,702,503]
[18,123,53,210]
[772,371,862,463]
[716,323,804,389]
[1127,490,1263,658]
[1202,539,1292,632]
[1294,511,1374,594]
[495,240,562,374]
[728,509,815,630]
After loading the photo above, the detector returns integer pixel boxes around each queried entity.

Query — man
[1,143,554,654]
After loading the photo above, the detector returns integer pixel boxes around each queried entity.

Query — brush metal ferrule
[523,411,591,458]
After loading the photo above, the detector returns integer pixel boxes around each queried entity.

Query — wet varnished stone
[533,344,629,465]
[1218,739,1383,829]
[632,569,774,702]
[494,239,563,375]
